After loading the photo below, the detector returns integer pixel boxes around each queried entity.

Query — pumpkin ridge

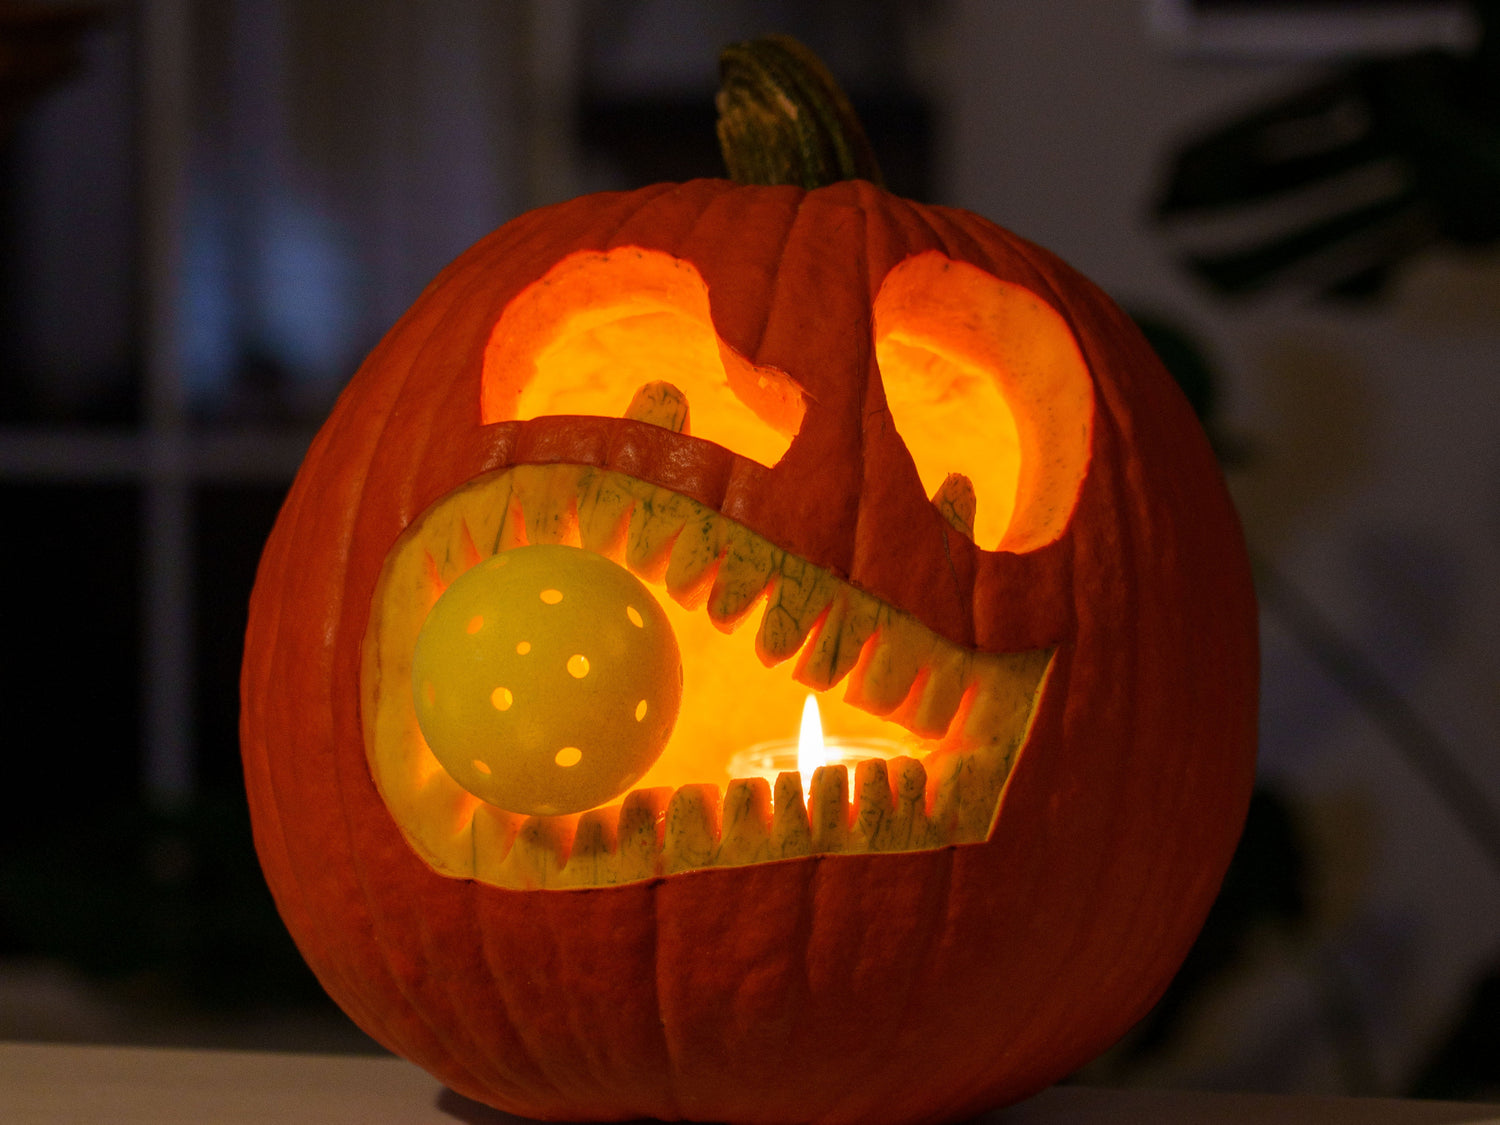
[322,279,537,1063]
[878,182,970,269]
[466,902,589,1111]
[650,177,751,264]
[840,185,882,602]
[252,415,397,1022]
[241,475,354,1020]
[915,196,1012,284]
[603,179,731,261]
[647,886,687,1121]
[340,569,498,1099]
[857,840,956,1123]
[753,188,871,581]
[741,185,812,369]
[925,202,1080,325]
[394,899,518,1106]
[561,181,688,263]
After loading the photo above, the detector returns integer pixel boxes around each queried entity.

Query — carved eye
[482,248,804,467]
[873,252,1094,553]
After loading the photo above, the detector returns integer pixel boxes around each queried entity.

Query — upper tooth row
[509,460,1047,749]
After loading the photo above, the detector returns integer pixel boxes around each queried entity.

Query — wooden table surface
[3,1041,1498,1125]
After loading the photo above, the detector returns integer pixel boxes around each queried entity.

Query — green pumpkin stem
[716,35,885,189]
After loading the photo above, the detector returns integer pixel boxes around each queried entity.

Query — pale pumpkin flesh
[362,459,1054,888]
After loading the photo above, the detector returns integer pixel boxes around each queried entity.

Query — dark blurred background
[1,0,1497,1100]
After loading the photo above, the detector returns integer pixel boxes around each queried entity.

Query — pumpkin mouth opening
[361,462,1053,889]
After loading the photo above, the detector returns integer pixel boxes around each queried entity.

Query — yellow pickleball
[412,544,682,816]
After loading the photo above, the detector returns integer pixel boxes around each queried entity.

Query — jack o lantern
[241,37,1256,1125]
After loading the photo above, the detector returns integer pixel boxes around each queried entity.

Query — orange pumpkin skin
[241,179,1257,1123]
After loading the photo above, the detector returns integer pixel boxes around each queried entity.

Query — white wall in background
[939,0,1500,1097]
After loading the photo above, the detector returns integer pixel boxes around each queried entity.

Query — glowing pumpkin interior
[361,248,1094,888]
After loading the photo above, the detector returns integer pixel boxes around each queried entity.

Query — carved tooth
[512,463,584,546]
[843,610,936,717]
[926,650,1054,844]
[808,765,850,854]
[664,510,726,610]
[933,472,977,541]
[496,488,527,554]
[616,787,672,883]
[475,474,519,556]
[887,756,932,851]
[625,485,700,583]
[902,645,972,740]
[662,783,722,874]
[499,814,576,889]
[795,585,881,691]
[707,531,777,630]
[624,380,690,433]
[926,748,1001,843]
[955,756,1005,841]
[770,772,812,858]
[407,769,476,850]
[755,553,838,666]
[423,475,517,584]
[472,804,525,885]
[557,806,620,887]
[446,471,517,561]
[576,469,637,561]
[717,778,773,867]
[849,758,895,853]
[958,650,1054,756]
[454,519,484,571]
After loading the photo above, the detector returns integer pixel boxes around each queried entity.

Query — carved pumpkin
[241,39,1256,1125]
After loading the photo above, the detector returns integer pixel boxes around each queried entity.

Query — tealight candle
[726,694,907,791]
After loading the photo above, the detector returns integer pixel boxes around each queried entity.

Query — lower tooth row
[468,756,946,889]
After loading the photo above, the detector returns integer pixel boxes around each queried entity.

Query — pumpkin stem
[716,34,884,189]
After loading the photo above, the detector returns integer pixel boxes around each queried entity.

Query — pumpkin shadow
[434,1088,530,1124]
[435,1088,666,1125]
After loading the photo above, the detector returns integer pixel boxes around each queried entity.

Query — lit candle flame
[726,694,908,790]
[797,693,828,779]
